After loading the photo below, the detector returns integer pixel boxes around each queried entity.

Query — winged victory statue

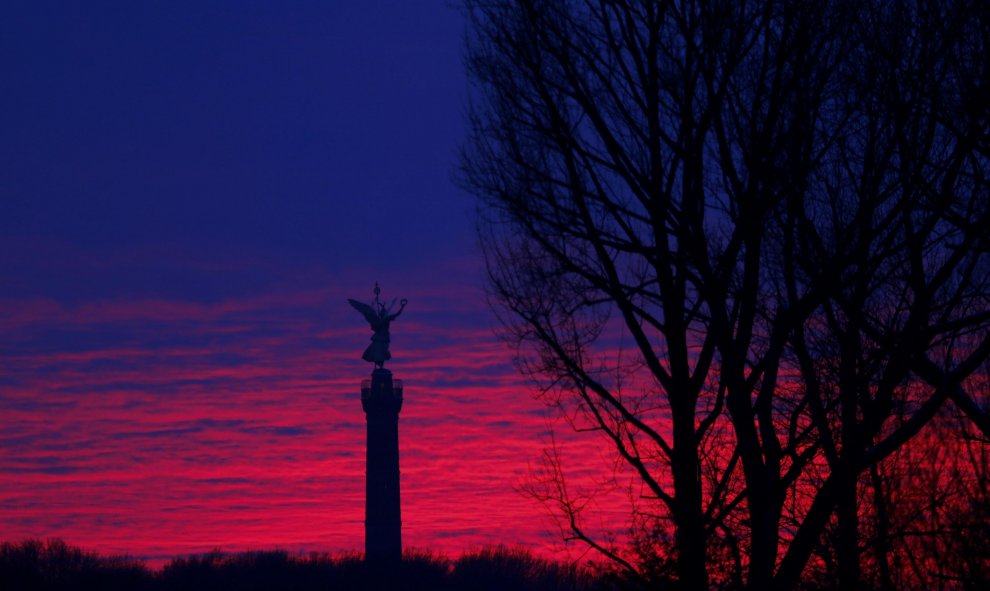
[348,283,407,368]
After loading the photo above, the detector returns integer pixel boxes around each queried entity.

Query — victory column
[348,284,407,564]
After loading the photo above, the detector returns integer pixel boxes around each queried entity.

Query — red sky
[0,256,631,563]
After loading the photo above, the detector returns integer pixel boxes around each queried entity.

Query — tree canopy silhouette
[460,1,990,589]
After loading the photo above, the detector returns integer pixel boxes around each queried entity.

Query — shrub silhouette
[0,539,606,591]
[451,546,599,591]
[0,539,150,591]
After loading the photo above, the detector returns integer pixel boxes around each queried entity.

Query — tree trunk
[835,472,861,591]
[869,463,894,591]
[671,400,708,591]
[748,493,780,591]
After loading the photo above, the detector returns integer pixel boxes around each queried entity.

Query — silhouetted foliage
[0,539,607,591]
[451,545,600,591]
[0,539,149,591]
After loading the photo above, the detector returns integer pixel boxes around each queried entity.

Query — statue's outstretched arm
[389,299,408,321]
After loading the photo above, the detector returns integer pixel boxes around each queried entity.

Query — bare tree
[860,410,990,591]
[463,1,830,587]
[778,3,990,588]
[460,1,990,589]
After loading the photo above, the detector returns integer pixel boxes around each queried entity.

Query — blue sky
[1,1,474,304]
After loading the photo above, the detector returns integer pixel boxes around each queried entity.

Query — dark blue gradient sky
[1,1,473,304]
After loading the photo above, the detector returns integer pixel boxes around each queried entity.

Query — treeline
[0,538,607,591]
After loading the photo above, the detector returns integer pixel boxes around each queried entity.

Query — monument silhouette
[349,284,407,564]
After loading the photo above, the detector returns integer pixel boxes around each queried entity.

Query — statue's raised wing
[348,299,378,325]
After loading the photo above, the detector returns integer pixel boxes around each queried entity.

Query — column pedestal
[361,368,402,563]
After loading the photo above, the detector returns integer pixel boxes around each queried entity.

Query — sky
[0,1,623,563]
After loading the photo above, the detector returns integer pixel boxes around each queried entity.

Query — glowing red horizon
[0,278,624,565]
